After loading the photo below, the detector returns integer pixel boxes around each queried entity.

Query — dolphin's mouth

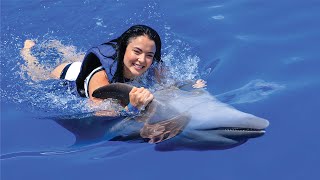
[214,127,265,132]
[201,127,266,139]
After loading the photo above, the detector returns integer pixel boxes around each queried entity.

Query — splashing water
[1,37,91,117]
[1,33,202,118]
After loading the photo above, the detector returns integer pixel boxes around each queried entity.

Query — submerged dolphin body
[0,83,270,160]
[55,83,269,151]
[87,83,269,151]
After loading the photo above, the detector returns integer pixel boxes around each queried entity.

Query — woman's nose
[138,54,146,62]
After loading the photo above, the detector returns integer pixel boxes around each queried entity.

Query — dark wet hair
[111,25,162,82]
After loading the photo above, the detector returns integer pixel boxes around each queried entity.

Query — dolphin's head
[155,113,269,151]
[185,116,269,150]
[155,90,269,151]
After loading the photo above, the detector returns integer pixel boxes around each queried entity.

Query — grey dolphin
[0,82,269,160]
[90,83,269,151]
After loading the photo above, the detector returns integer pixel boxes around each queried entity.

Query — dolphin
[56,82,269,151]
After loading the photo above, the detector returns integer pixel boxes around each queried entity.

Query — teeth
[133,64,144,69]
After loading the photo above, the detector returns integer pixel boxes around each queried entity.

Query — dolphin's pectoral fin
[140,114,190,144]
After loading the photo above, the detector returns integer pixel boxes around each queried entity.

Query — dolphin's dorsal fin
[92,83,134,106]
[140,113,190,144]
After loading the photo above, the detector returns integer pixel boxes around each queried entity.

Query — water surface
[1,0,319,179]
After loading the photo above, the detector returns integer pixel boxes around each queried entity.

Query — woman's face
[123,35,156,79]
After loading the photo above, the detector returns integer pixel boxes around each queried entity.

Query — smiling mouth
[133,63,145,70]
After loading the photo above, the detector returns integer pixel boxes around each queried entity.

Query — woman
[21,25,206,113]
[22,25,162,113]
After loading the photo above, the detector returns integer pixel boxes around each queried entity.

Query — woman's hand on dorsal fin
[128,87,154,110]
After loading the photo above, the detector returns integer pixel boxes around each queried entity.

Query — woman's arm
[88,70,110,101]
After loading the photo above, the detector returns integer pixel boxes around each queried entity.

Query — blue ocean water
[1,0,319,180]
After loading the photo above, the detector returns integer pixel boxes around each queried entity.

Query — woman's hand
[128,87,154,110]
[192,79,207,89]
